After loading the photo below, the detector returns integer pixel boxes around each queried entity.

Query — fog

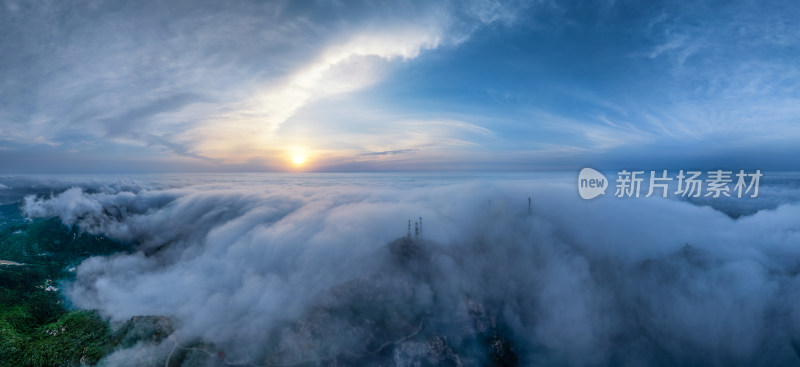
[16,174,800,365]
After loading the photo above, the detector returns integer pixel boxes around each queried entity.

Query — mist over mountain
[10,173,800,366]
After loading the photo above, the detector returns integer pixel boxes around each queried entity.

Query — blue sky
[1,0,798,172]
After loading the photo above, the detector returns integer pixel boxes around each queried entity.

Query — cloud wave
[19,176,800,365]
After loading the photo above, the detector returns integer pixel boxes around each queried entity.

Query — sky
[1,0,799,173]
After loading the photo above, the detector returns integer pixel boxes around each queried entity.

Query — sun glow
[285,145,315,170]
[291,154,307,166]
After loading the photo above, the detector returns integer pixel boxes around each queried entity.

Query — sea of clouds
[7,173,800,365]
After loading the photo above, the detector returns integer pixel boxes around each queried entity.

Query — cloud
[3,0,797,172]
[0,0,525,170]
[187,24,449,161]
[100,93,208,137]
[358,149,416,156]
[18,174,800,365]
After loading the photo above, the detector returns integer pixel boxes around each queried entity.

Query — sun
[291,153,307,167]
[287,146,312,169]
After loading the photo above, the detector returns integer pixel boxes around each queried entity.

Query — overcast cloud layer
[1,0,799,172]
[15,174,800,365]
